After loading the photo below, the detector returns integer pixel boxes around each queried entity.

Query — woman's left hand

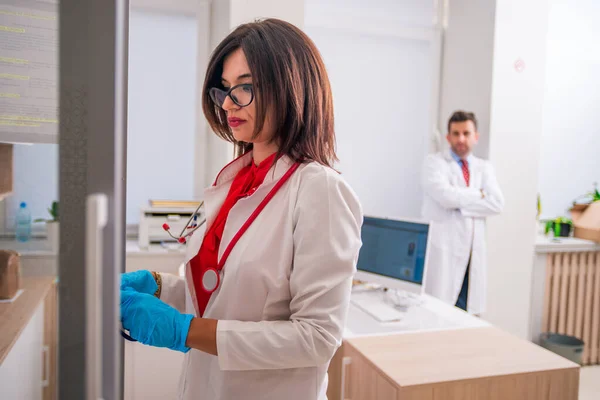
[120,289,194,353]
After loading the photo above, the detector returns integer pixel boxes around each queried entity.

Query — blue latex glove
[120,270,157,295]
[120,289,194,353]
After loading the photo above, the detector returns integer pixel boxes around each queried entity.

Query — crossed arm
[422,155,504,218]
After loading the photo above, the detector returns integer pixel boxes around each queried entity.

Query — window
[2,9,199,232]
[538,0,600,218]
[4,143,58,231]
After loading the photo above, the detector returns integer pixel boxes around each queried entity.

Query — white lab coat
[421,150,504,315]
[159,152,363,400]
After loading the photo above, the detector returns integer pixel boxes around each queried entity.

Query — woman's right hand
[120,270,158,295]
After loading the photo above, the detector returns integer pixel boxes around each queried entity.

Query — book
[149,200,202,208]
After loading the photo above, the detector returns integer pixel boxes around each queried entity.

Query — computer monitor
[355,216,431,294]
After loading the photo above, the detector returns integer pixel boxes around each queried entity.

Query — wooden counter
[337,326,579,400]
[0,277,55,364]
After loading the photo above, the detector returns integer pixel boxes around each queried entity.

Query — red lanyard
[191,162,300,316]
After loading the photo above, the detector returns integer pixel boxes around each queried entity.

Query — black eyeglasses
[209,83,254,108]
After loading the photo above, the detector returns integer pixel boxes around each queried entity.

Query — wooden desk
[328,291,580,400]
[329,326,579,400]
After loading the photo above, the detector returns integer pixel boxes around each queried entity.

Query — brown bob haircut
[202,18,337,168]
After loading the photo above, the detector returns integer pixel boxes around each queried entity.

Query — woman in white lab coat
[120,19,363,400]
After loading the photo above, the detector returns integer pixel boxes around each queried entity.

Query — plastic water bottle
[15,202,32,242]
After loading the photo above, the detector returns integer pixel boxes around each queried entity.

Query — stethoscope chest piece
[202,268,219,293]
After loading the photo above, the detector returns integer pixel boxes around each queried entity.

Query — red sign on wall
[514,58,525,72]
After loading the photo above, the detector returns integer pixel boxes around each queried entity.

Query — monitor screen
[357,217,429,285]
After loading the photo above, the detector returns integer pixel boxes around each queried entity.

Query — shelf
[0,192,13,202]
[535,235,600,253]
[0,132,58,145]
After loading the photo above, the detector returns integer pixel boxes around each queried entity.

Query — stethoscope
[162,201,206,244]
[122,161,301,341]
[121,201,206,342]
[191,162,301,302]
[121,329,136,342]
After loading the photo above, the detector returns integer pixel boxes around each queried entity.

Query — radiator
[542,252,600,365]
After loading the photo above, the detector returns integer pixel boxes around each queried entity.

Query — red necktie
[461,159,470,186]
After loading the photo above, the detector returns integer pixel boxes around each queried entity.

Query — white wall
[305,0,436,219]
[485,0,550,338]
[126,10,197,223]
[307,29,431,219]
[537,0,600,219]
[230,0,304,27]
[438,0,496,158]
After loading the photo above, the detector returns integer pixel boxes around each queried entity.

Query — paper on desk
[0,289,24,303]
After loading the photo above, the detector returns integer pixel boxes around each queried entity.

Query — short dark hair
[447,110,478,133]
[202,18,336,168]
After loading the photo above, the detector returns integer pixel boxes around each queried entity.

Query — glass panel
[0,0,59,144]
[5,143,58,233]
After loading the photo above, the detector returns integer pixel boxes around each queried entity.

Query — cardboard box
[573,202,600,243]
[0,143,14,198]
[569,203,589,224]
[0,250,21,300]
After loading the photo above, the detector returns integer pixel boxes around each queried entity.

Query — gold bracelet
[152,271,162,299]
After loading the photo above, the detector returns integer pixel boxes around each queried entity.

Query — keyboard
[350,294,406,322]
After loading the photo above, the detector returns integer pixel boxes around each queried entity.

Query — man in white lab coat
[421,111,504,315]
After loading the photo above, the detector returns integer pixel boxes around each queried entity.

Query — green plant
[554,216,572,225]
[34,201,58,223]
[544,220,552,235]
[593,184,600,202]
[544,217,572,236]
[572,182,600,205]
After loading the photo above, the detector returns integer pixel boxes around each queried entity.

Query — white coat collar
[443,148,476,165]
[203,151,296,231]
[442,149,455,163]
[211,150,295,188]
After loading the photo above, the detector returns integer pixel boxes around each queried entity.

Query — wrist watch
[151,271,162,299]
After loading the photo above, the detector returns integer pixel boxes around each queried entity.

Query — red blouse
[191,153,277,316]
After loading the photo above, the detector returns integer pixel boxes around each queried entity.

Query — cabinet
[43,281,58,400]
[0,278,57,400]
[0,243,186,399]
[124,252,186,400]
[125,343,184,400]
[0,303,44,400]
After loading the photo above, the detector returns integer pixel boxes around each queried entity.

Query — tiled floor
[580,366,600,400]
